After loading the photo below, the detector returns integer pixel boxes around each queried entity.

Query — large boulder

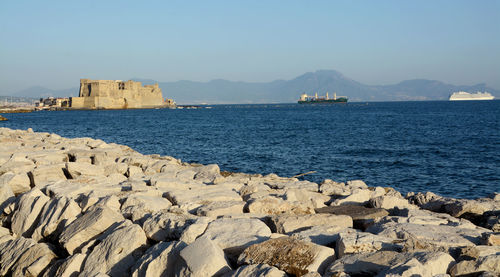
[316,205,389,230]
[246,196,315,215]
[131,241,187,277]
[142,211,198,242]
[65,162,106,179]
[196,201,246,217]
[29,164,67,186]
[449,254,500,276]
[54,254,86,277]
[238,237,335,276]
[200,218,272,260]
[165,186,242,212]
[176,237,232,277]
[0,171,31,195]
[80,220,148,277]
[10,242,58,277]
[32,196,81,241]
[269,213,353,234]
[59,206,124,255]
[120,194,172,223]
[325,251,455,277]
[11,188,50,238]
[336,230,403,258]
[229,264,287,277]
[0,237,36,275]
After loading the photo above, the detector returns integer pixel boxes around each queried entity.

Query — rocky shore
[0,127,498,277]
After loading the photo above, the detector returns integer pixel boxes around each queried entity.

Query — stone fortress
[70,79,175,109]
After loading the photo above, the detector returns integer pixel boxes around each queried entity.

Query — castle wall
[73,79,171,109]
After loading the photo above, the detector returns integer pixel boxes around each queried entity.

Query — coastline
[0,127,498,276]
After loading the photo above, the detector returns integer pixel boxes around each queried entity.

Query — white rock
[0,158,35,175]
[165,185,242,212]
[229,264,287,277]
[81,194,121,213]
[131,241,187,277]
[200,217,272,260]
[11,242,57,277]
[336,231,403,258]
[325,251,455,277]
[127,165,143,177]
[332,187,385,206]
[246,196,315,215]
[81,220,148,277]
[179,217,212,244]
[196,200,246,217]
[270,214,353,234]
[54,254,86,277]
[370,195,418,210]
[11,188,50,237]
[0,171,31,195]
[0,178,15,212]
[193,164,221,183]
[290,225,350,246]
[59,206,124,255]
[32,196,81,241]
[176,237,232,277]
[238,236,335,275]
[30,163,67,186]
[450,254,500,276]
[283,189,330,209]
[66,162,105,179]
[0,237,36,276]
[142,211,198,241]
[121,194,172,223]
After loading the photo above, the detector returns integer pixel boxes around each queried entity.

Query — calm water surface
[2,101,499,199]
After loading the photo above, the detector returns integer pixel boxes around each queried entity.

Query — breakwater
[0,127,498,276]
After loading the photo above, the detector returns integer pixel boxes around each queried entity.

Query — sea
[2,101,499,199]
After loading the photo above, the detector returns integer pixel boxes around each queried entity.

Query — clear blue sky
[1,0,499,93]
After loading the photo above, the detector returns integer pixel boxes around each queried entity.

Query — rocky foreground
[0,127,498,277]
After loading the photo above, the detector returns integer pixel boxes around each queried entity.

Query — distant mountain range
[4,70,499,104]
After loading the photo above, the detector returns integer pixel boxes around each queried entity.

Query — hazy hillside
[6,70,499,104]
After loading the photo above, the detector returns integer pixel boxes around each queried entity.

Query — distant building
[35,97,69,109]
[70,79,175,109]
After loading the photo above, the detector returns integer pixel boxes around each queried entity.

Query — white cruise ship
[449,91,495,101]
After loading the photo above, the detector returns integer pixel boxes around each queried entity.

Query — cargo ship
[449,91,495,101]
[298,92,348,104]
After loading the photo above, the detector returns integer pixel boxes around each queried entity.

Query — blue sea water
[2,101,499,199]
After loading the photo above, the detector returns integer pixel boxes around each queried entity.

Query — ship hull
[298,98,348,104]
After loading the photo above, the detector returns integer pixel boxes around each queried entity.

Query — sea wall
[0,127,498,276]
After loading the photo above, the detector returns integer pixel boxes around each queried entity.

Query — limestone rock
[65,162,105,179]
[325,251,455,277]
[200,218,272,260]
[319,180,349,196]
[316,205,389,230]
[11,188,50,237]
[165,186,242,212]
[11,242,58,277]
[54,254,86,277]
[460,245,500,260]
[450,254,500,276]
[238,236,334,276]
[32,196,81,241]
[30,163,67,186]
[229,264,287,277]
[0,178,15,212]
[196,200,246,217]
[193,164,221,183]
[0,226,14,244]
[265,179,318,192]
[283,189,330,209]
[0,158,35,175]
[59,206,124,255]
[269,213,353,234]
[80,220,148,277]
[336,231,403,258]
[290,225,350,246]
[246,196,315,215]
[121,194,172,223]
[482,232,500,246]
[332,187,385,206]
[0,171,31,195]
[142,211,198,241]
[367,220,489,252]
[131,241,187,277]
[179,217,212,244]
[81,194,121,213]
[0,237,36,276]
[176,237,232,277]
[369,195,418,210]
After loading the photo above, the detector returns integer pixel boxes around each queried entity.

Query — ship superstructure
[449,91,495,101]
[298,92,348,104]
